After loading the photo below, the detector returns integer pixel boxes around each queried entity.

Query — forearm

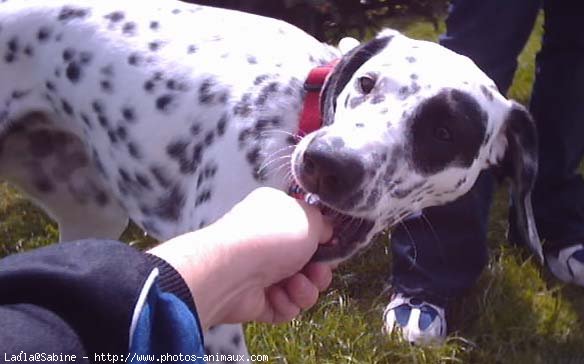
[147,226,257,330]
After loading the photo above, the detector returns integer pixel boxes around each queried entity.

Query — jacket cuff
[143,253,201,326]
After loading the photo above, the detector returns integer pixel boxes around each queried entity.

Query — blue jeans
[391,0,584,305]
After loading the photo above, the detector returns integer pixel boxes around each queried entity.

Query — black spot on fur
[371,94,385,104]
[12,90,29,99]
[204,131,214,146]
[149,41,161,51]
[62,48,75,61]
[192,144,203,164]
[45,81,56,91]
[116,126,127,140]
[216,115,228,136]
[58,6,89,21]
[247,55,257,64]
[80,113,91,128]
[349,96,366,109]
[155,185,185,221]
[128,53,141,66]
[100,80,113,93]
[98,115,109,128]
[7,37,18,53]
[254,74,269,85]
[166,79,176,90]
[480,84,494,101]
[195,189,211,206]
[409,89,487,174]
[233,93,252,117]
[246,147,261,165]
[61,99,74,116]
[143,80,155,92]
[128,142,141,159]
[66,62,81,83]
[151,166,171,188]
[187,45,197,54]
[167,140,189,159]
[100,64,114,77]
[79,51,92,64]
[198,79,215,104]
[172,9,181,14]
[104,11,125,22]
[108,130,118,143]
[255,82,279,106]
[122,107,135,122]
[232,334,242,347]
[4,53,15,63]
[190,124,201,136]
[23,45,33,57]
[136,173,151,190]
[118,168,130,182]
[122,22,136,36]
[156,94,174,112]
[37,27,52,42]
[406,56,416,63]
[150,21,159,30]
[92,100,104,114]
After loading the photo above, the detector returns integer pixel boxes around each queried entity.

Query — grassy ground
[2,14,584,364]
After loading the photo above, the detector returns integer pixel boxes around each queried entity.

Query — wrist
[147,226,259,329]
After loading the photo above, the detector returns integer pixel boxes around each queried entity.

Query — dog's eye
[433,126,452,141]
[357,75,376,94]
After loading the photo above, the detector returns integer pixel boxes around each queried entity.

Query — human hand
[148,187,334,329]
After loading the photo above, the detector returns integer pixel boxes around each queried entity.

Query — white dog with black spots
[0,0,542,360]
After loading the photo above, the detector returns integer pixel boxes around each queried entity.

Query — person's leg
[385,0,541,344]
[513,0,584,285]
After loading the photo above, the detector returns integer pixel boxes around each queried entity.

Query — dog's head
[292,30,541,264]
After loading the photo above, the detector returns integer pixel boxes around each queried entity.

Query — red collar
[297,60,339,136]
[289,60,338,200]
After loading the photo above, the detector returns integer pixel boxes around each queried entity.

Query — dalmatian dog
[0,0,541,360]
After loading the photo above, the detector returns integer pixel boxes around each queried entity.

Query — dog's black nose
[300,138,365,203]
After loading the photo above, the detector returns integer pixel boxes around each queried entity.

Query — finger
[319,218,334,243]
[298,202,333,243]
[303,263,333,292]
[266,285,301,323]
[284,273,319,310]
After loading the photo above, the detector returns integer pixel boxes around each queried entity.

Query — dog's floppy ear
[496,102,543,263]
[320,34,393,125]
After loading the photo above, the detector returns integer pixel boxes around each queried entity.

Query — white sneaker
[546,243,584,287]
[383,293,446,345]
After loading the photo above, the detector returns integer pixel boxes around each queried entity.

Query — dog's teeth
[290,184,302,194]
[304,193,320,206]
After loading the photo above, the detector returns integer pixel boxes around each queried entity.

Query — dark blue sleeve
[0,239,204,359]
[129,280,206,359]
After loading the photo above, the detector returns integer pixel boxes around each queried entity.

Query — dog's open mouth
[290,184,376,262]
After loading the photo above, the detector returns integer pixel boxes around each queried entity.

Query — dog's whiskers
[258,155,292,176]
[257,129,299,139]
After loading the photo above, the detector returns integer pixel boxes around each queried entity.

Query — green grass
[2,13,584,364]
